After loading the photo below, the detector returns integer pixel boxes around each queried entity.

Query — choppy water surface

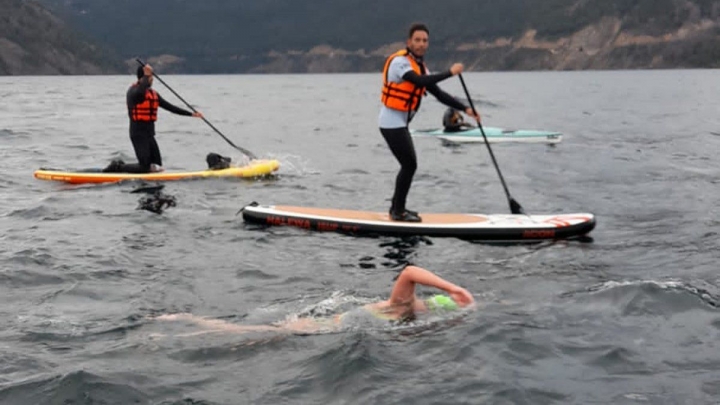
[1,70,720,404]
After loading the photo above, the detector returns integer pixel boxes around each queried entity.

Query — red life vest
[130,84,159,122]
[381,49,426,112]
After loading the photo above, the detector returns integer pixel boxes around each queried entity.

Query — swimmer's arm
[392,265,457,293]
[389,266,474,307]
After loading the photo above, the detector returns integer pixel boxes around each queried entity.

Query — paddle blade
[509,198,525,215]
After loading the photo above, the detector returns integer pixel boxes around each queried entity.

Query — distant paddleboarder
[104,64,204,173]
[379,23,480,222]
[442,107,475,133]
[155,265,475,334]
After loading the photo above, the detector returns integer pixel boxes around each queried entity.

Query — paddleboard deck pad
[34,159,280,184]
[412,127,562,144]
[241,203,595,241]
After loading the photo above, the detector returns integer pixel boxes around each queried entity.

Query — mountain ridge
[14,0,720,74]
[0,0,122,75]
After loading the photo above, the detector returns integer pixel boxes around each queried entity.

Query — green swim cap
[425,294,458,311]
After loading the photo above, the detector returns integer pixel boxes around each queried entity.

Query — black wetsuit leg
[148,136,162,167]
[120,132,160,173]
[380,127,417,213]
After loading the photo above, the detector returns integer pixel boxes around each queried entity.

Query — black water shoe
[390,209,422,222]
[390,207,418,216]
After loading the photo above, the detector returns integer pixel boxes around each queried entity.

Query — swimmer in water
[155,265,475,335]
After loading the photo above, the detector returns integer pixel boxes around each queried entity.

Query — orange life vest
[130,85,159,122]
[381,49,426,112]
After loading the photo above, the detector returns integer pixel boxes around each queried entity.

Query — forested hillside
[0,0,122,75]
[30,0,720,73]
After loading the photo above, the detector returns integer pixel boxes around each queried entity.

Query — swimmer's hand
[447,286,474,307]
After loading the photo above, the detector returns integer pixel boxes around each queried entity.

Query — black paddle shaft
[458,74,525,215]
[135,58,257,160]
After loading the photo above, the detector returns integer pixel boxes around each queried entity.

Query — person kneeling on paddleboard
[104,64,204,173]
[442,107,475,133]
[379,23,480,222]
[154,265,475,334]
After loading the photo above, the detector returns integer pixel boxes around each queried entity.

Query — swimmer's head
[425,294,459,312]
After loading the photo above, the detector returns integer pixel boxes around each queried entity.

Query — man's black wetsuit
[119,76,193,173]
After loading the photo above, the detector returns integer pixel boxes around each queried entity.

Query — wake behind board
[241,203,595,241]
[34,159,280,185]
[412,127,562,144]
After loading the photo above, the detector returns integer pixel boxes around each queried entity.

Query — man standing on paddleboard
[379,23,479,222]
[104,64,203,173]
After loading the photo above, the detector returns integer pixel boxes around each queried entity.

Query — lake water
[1,70,720,404]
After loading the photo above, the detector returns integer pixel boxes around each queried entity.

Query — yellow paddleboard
[34,159,279,184]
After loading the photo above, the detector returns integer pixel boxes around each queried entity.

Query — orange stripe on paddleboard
[273,206,488,224]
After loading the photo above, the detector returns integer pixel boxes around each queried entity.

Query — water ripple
[2,72,720,403]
